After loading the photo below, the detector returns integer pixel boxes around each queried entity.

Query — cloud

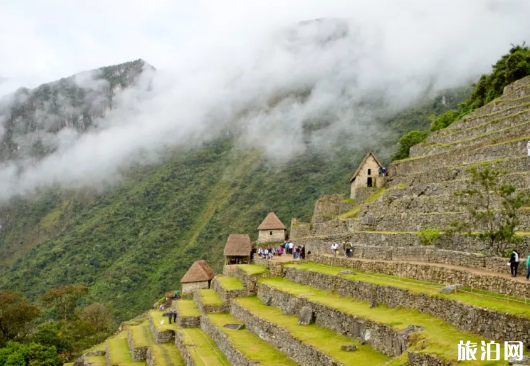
[0,0,529,200]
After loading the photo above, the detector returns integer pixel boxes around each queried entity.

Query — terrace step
[146,344,185,366]
[201,313,300,366]
[128,322,152,361]
[148,310,178,343]
[173,327,230,366]
[231,296,396,366]
[106,331,147,366]
[282,262,530,343]
[175,299,201,328]
[193,289,230,314]
[257,277,514,365]
[212,275,248,302]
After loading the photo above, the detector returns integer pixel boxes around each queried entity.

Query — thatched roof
[258,212,286,230]
[181,260,215,283]
[349,152,383,183]
[224,234,252,256]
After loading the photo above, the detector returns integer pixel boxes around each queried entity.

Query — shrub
[391,130,429,161]
[417,227,441,246]
[430,110,461,132]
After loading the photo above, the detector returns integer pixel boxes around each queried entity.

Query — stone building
[180,260,215,294]
[349,152,384,199]
[224,234,252,265]
[257,212,287,244]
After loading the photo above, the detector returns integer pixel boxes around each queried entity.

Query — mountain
[0,60,469,321]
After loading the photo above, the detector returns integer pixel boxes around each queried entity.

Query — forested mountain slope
[0,61,468,321]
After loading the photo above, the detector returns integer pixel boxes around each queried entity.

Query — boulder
[264,296,272,306]
[223,323,245,330]
[369,299,378,308]
[341,345,358,352]
[439,284,462,294]
[509,356,530,365]
[298,306,315,325]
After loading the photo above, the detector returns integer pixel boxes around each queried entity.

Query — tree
[391,130,429,161]
[453,167,530,256]
[40,285,88,320]
[79,303,113,333]
[430,110,460,132]
[0,342,62,366]
[0,292,40,346]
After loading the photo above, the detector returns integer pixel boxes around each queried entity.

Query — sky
[0,0,530,200]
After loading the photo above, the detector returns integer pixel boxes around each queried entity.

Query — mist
[0,0,530,201]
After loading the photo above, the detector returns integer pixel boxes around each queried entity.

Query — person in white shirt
[331,242,339,257]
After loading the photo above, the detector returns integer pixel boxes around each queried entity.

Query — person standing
[526,253,530,280]
[331,242,338,257]
[301,246,306,260]
[289,241,294,255]
[510,249,520,277]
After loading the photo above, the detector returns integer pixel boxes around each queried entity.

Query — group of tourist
[378,167,389,176]
[331,241,353,258]
[256,241,306,260]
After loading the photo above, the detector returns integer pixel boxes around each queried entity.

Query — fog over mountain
[0,0,529,200]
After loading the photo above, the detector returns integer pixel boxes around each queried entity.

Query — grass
[149,310,178,332]
[107,331,146,366]
[199,289,224,306]
[177,328,230,366]
[207,313,298,366]
[287,262,530,318]
[237,264,268,276]
[150,343,186,366]
[216,275,245,291]
[340,188,387,219]
[340,205,360,219]
[129,321,153,348]
[235,297,394,366]
[84,356,105,366]
[259,277,513,364]
[365,187,387,203]
[342,198,355,203]
[176,299,201,317]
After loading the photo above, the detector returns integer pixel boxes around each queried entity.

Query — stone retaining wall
[283,266,530,344]
[257,283,413,357]
[174,330,196,366]
[147,315,174,343]
[230,301,346,366]
[290,219,312,238]
[177,313,200,328]
[230,266,270,294]
[253,258,287,277]
[146,349,156,366]
[312,218,352,236]
[199,315,257,366]
[407,352,452,366]
[194,288,230,313]
[126,330,147,361]
[312,254,530,298]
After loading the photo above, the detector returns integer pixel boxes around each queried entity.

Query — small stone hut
[180,260,215,294]
[224,234,252,265]
[349,152,384,199]
[257,212,287,244]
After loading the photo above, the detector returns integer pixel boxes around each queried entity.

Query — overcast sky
[1,0,530,97]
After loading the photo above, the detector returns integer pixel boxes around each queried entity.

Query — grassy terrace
[235,297,400,366]
[286,262,530,318]
[260,277,514,364]
[129,321,153,347]
[150,343,186,366]
[177,328,229,366]
[207,313,298,366]
[84,356,105,366]
[149,310,178,331]
[199,289,224,306]
[107,331,147,366]
[216,275,245,290]
[175,299,201,317]
[237,264,268,276]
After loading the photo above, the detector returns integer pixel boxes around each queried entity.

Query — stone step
[389,155,530,187]
[128,322,152,361]
[174,299,201,328]
[106,331,147,366]
[231,296,395,366]
[212,275,248,302]
[148,310,178,343]
[392,135,530,177]
[412,115,530,158]
[147,344,185,366]
[282,262,530,344]
[173,327,230,366]
[193,289,230,314]
[200,313,300,366]
[257,277,508,365]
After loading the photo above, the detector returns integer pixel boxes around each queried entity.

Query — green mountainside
[0,62,468,322]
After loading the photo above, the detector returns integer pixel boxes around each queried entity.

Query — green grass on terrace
[286,262,530,319]
[237,264,268,276]
[177,328,229,366]
[207,313,298,366]
[149,310,178,332]
[216,275,245,291]
[150,343,186,366]
[84,356,105,366]
[340,188,386,219]
[107,331,146,366]
[339,205,360,219]
[199,289,224,306]
[259,277,516,364]
[235,297,398,366]
[365,187,386,203]
[176,299,201,317]
[129,321,153,348]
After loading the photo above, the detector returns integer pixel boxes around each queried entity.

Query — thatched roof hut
[224,234,252,257]
[258,212,286,230]
[181,260,215,284]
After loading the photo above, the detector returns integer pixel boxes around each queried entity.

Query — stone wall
[257,283,413,357]
[230,266,270,294]
[283,266,530,344]
[290,219,311,239]
[312,254,530,298]
[311,218,352,236]
[127,330,147,361]
[230,301,345,366]
[407,352,452,366]
[354,187,377,203]
[252,258,285,277]
[312,194,344,224]
[174,330,196,366]
[257,229,286,244]
[182,281,209,294]
[177,312,200,328]
[200,315,257,366]
[147,315,174,343]
[194,286,230,313]
[146,349,156,366]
